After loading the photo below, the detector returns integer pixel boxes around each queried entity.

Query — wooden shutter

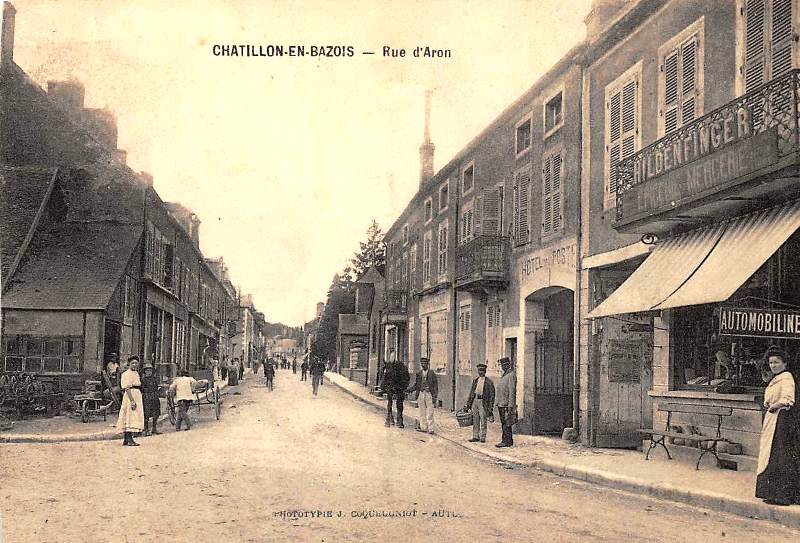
[606,90,622,201]
[517,170,530,245]
[542,157,553,234]
[552,153,563,231]
[474,193,482,237]
[482,186,501,235]
[744,0,768,92]
[770,0,794,79]
[663,50,680,134]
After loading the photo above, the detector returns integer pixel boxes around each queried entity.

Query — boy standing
[170,370,197,431]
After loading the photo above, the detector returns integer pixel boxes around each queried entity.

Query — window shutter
[681,37,698,124]
[744,0,767,92]
[517,170,530,245]
[605,89,623,204]
[552,153,563,231]
[474,193,483,237]
[542,157,553,234]
[664,50,680,134]
[770,0,794,79]
[482,186,501,235]
[512,177,519,240]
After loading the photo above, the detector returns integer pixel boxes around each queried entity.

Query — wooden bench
[638,402,733,470]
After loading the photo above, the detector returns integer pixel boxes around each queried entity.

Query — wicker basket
[456,407,473,427]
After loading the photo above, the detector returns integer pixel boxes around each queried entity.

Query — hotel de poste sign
[618,106,780,223]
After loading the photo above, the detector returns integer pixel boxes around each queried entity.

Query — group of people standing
[215,356,244,387]
[379,355,518,447]
[112,355,163,446]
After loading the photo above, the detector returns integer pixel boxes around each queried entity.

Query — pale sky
[12,0,591,326]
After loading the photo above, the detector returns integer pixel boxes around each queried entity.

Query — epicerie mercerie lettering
[212,44,355,57]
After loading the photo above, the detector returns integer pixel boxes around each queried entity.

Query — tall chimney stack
[418,89,435,188]
[1,1,16,67]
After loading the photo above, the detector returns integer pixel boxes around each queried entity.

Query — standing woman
[756,346,800,505]
[116,356,145,446]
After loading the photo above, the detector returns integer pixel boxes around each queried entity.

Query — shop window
[2,336,83,373]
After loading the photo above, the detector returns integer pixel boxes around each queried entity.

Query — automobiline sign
[719,307,800,339]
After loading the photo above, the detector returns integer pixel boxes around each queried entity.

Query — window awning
[589,200,800,318]
[654,200,800,310]
[588,224,726,318]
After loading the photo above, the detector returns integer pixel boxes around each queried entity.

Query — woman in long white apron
[756,346,800,505]
[116,356,145,446]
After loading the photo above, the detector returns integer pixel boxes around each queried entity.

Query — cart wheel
[214,387,221,420]
[167,394,176,426]
[81,400,89,423]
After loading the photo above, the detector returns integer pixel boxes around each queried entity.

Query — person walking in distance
[382,354,410,428]
[465,363,495,443]
[170,370,197,431]
[264,360,275,391]
[116,356,144,446]
[310,358,325,395]
[406,357,438,434]
[300,359,308,381]
[495,357,516,448]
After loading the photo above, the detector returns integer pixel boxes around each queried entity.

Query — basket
[455,407,473,427]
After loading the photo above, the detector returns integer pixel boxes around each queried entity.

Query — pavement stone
[325,370,800,532]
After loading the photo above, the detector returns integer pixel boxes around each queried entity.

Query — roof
[3,221,142,309]
[0,166,57,282]
[355,265,385,284]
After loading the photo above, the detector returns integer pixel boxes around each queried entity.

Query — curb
[0,375,248,444]
[326,376,800,531]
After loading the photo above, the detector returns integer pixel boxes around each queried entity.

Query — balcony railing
[385,290,408,313]
[616,69,800,222]
[455,234,510,286]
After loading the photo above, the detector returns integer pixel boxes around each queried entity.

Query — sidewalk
[325,371,800,532]
[0,371,253,443]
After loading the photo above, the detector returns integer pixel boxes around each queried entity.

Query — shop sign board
[619,124,779,223]
[517,238,577,288]
[719,307,800,339]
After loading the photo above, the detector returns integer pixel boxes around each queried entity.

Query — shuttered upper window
[604,64,641,210]
[659,20,704,136]
[742,0,795,93]
[512,166,531,246]
[542,151,563,237]
[422,230,432,284]
[437,221,448,278]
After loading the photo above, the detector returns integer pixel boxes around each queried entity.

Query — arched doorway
[523,287,574,434]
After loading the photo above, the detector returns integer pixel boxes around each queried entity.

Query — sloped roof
[0,166,57,282]
[2,221,142,309]
[355,265,385,284]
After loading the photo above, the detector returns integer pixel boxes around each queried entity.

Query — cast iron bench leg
[696,441,721,470]
[645,435,672,460]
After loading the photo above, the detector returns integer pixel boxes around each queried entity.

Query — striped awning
[654,200,800,310]
[588,224,725,318]
[589,200,800,318]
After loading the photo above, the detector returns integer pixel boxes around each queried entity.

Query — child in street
[169,370,197,431]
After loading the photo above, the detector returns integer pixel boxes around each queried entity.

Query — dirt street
[1,371,797,543]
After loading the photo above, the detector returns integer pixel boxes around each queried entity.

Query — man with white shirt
[169,370,197,431]
[464,363,495,443]
[407,357,438,434]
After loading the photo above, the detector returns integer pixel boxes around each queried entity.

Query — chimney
[418,89,435,188]
[140,171,154,187]
[190,215,201,248]
[83,108,118,149]
[316,302,324,318]
[1,1,15,67]
[48,80,85,110]
[584,0,629,40]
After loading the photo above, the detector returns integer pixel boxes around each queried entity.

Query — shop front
[590,77,800,460]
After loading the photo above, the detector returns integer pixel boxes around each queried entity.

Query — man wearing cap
[381,353,410,428]
[464,363,495,443]
[407,357,438,434]
[495,357,516,447]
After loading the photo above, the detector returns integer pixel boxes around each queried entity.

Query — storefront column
[578,267,595,445]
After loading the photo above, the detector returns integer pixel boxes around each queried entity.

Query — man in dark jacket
[382,356,410,428]
[406,357,438,434]
[310,358,325,395]
[464,363,495,443]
